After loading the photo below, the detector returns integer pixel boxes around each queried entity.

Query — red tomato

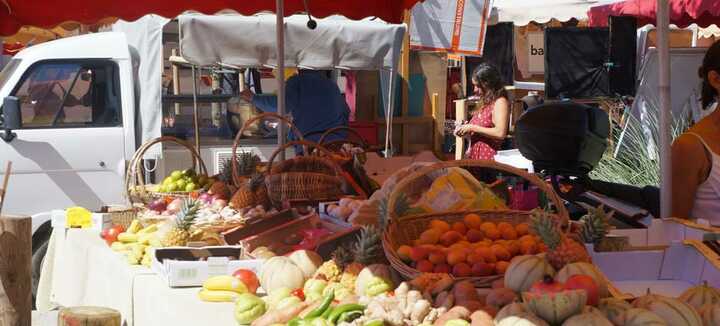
[291,288,305,301]
[104,225,125,245]
[231,269,260,294]
[565,274,600,306]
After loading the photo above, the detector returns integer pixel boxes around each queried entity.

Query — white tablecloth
[37,229,235,326]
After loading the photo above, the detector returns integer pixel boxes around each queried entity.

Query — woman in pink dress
[455,63,510,160]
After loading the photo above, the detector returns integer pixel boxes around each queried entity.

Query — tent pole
[657,0,672,218]
[191,66,201,162]
[276,0,286,160]
[386,69,396,158]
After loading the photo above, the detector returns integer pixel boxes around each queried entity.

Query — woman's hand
[454,124,477,137]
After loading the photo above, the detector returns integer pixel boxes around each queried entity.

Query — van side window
[11,61,121,128]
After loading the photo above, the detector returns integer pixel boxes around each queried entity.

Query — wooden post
[431,93,444,158]
[0,215,31,326]
[58,307,121,326]
[454,99,468,160]
[171,49,181,115]
[400,9,412,154]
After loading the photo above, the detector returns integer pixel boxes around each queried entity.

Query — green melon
[598,297,633,325]
[562,312,613,326]
[679,282,720,310]
[556,262,610,298]
[504,255,556,293]
[616,308,667,326]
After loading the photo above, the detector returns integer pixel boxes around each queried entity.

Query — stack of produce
[394,214,544,278]
[154,169,213,194]
[327,198,366,222]
[105,220,160,266]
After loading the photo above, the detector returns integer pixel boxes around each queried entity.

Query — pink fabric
[345,71,357,121]
[588,0,720,28]
[466,101,502,160]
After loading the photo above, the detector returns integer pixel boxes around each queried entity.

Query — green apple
[175,179,187,189]
[167,183,178,192]
[170,170,183,181]
[185,183,197,192]
[162,177,173,185]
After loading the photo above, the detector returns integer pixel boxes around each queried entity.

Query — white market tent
[178,14,407,154]
[492,0,625,26]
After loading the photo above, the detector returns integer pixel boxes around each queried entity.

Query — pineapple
[530,209,591,270]
[219,153,259,182]
[314,260,342,282]
[352,226,383,265]
[331,245,354,269]
[579,205,614,245]
[161,199,200,247]
[230,174,267,209]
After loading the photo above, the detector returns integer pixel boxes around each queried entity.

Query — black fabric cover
[514,101,609,175]
[465,22,514,96]
[545,28,610,99]
[609,16,637,96]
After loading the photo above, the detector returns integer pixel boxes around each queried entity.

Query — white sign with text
[528,31,545,74]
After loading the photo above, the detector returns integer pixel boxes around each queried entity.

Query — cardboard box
[50,209,112,232]
[222,209,298,245]
[609,218,720,247]
[241,213,360,259]
[589,240,720,298]
[152,246,263,287]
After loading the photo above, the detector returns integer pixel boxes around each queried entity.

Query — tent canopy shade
[492,0,625,26]
[178,14,406,71]
[0,0,422,36]
[588,0,720,28]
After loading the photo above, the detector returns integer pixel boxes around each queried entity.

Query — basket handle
[265,140,341,177]
[231,112,304,187]
[385,159,570,225]
[125,136,208,204]
[318,126,368,149]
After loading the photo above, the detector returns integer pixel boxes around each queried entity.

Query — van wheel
[31,235,50,309]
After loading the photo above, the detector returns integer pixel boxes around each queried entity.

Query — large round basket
[382,160,570,287]
[125,136,208,205]
[265,140,344,207]
[230,112,304,188]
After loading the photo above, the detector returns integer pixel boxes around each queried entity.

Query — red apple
[529,275,565,295]
[232,269,260,294]
[565,274,600,305]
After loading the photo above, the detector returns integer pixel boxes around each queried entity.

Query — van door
[1,59,126,214]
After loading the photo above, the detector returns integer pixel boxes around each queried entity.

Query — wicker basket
[382,160,570,287]
[231,112,304,188]
[265,140,344,207]
[125,136,208,205]
[103,205,137,229]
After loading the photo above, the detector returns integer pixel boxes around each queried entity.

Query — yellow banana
[118,232,139,243]
[203,275,248,294]
[141,251,153,267]
[110,241,129,251]
[126,252,141,265]
[138,232,156,245]
[127,220,142,234]
[129,243,146,257]
[137,224,158,235]
[198,289,240,302]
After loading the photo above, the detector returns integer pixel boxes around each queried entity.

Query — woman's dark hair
[471,62,507,106]
[699,40,720,109]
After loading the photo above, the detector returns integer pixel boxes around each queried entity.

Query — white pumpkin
[259,256,305,293]
[495,312,549,326]
[287,250,323,279]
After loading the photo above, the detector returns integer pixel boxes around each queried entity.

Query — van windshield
[0,59,21,91]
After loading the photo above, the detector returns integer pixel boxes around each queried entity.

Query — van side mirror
[1,96,20,142]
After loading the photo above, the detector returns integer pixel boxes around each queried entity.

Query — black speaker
[609,16,637,96]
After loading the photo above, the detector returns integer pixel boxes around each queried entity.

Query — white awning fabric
[493,0,625,26]
[178,14,406,72]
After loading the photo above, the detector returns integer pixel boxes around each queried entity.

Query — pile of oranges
[395,214,547,278]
